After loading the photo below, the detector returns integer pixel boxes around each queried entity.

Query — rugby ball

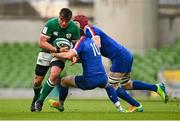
[53,38,72,50]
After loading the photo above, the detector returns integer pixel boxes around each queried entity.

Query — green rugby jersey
[40,18,80,52]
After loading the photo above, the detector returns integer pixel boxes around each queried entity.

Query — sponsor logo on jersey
[53,31,59,36]
[66,33,72,39]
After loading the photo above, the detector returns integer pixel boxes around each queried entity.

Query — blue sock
[59,85,69,104]
[132,80,157,92]
[116,87,140,107]
[105,85,119,104]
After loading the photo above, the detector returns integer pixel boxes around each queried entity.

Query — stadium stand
[0,39,179,88]
[132,38,180,83]
[0,43,39,88]
[0,42,82,88]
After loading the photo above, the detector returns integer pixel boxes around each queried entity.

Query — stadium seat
[0,40,179,88]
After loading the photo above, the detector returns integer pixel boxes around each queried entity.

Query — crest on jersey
[66,33,72,39]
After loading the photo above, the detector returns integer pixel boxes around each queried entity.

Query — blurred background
[0,0,180,100]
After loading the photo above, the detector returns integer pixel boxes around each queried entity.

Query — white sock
[115,101,123,110]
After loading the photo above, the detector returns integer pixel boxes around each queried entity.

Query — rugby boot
[128,104,143,112]
[48,99,64,112]
[156,83,168,103]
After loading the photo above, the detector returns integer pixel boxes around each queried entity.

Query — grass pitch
[0,98,180,120]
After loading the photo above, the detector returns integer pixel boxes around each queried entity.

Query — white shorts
[36,52,53,66]
[50,57,66,63]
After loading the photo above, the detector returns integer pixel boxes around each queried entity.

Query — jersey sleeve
[41,19,55,37]
[85,26,97,39]
[72,37,84,55]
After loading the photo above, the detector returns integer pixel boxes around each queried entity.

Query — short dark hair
[59,8,72,19]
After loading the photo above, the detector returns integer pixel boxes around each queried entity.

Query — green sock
[38,80,55,103]
[33,86,42,101]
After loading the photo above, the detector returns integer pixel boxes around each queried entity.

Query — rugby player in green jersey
[30,8,80,112]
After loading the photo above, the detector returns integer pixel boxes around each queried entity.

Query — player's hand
[51,52,56,57]
[70,56,78,66]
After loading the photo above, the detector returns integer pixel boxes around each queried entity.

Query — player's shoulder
[65,20,79,32]
[69,20,78,28]
[47,17,58,22]
[77,36,88,43]
[79,36,86,41]
[86,25,101,33]
[82,36,94,44]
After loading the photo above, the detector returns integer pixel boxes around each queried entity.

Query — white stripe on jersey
[40,33,50,38]
[86,27,95,38]
[73,37,84,56]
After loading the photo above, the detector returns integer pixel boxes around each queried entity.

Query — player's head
[73,15,89,29]
[59,8,72,28]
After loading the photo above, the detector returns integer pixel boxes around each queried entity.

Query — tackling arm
[52,50,76,60]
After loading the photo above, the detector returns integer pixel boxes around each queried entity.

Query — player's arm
[92,36,101,48]
[39,34,57,53]
[52,49,76,60]
[86,27,101,48]
[70,56,81,66]
[39,19,60,53]
[60,36,83,64]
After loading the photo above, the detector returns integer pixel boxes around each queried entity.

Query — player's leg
[122,80,168,103]
[31,52,52,112]
[117,52,168,103]
[75,75,126,112]
[32,75,43,101]
[60,75,77,110]
[90,75,125,112]
[109,55,143,109]
[125,80,157,90]
[31,76,43,112]
[103,83,126,112]
[109,72,143,112]
[49,75,77,112]
[35,59,65,112]
[57,69,67,101]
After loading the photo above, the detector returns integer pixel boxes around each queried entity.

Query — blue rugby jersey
[85,25,129,59]
[84,25,133,72]
[73,36,107,78]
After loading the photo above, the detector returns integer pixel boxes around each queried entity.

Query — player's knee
[61,77,70,87]
[111,83,119,90]
[61,77,66,85]
[49,67,62,84]
[109,72,131,83]
[108,76,121,84]
[33,76,44,86]
[122,81,133,89]
[49,72,58,80]
[109,75,132,89]
[61,76,76,87]
[49,76,58,85]
[108,76,125,85]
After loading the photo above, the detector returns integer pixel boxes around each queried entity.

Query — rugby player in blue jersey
[71,15,168,112]
[49,36,126,112]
